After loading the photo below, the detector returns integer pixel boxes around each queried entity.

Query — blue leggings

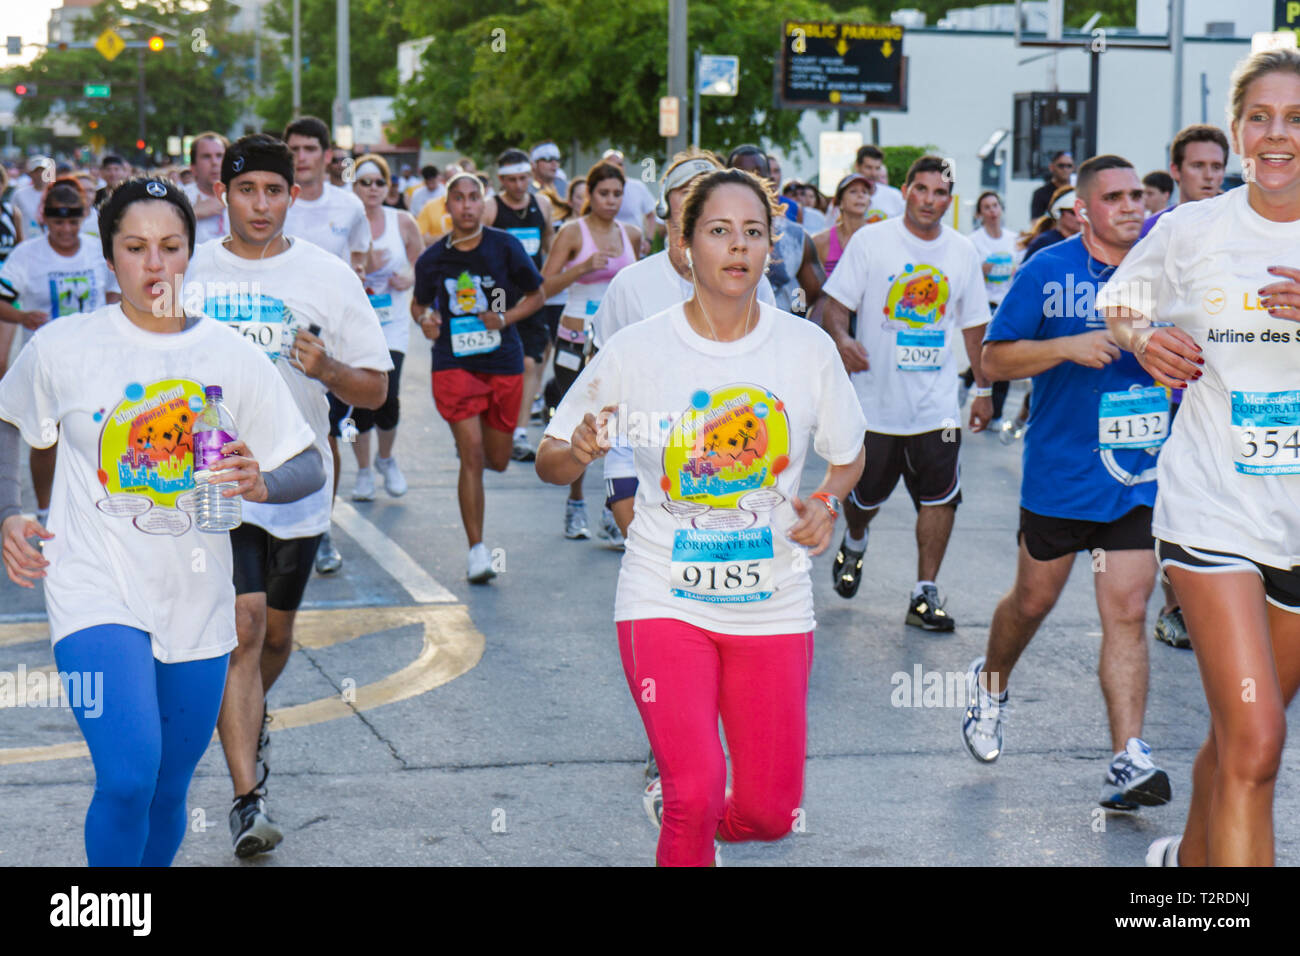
[54,624,229,867]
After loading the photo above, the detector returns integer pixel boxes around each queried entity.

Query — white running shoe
[467,543,496,584]
[1101,737,1172,810]
[962,657,1006,763]
[643,777,663,829]
[596,507,625,549]
[564,500,590,540]
[314,532,342,574]
[351,467,376,502]
[1146,835,1182,867]
[374,456,408,497]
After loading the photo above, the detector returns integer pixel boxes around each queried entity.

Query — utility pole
[667,0,687,158]
[335,0,350,139]
[1171,0,1185,139]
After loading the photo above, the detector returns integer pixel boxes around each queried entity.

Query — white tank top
[364,206,411,354]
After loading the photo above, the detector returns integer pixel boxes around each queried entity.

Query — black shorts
[516,312,551,364]
[605,476,637,510]
[231,523,323,612]
[1018,505,1153,563]
[1157,540,1300,613]
[544,333,586,414]
[850,429,962,512]
[328,351,404,436]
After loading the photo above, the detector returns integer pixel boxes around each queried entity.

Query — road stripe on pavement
[331,499,457,604]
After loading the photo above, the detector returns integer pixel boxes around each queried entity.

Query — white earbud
[1078,207,1088,222]
[763,252,771,272]
[685,248,694,270]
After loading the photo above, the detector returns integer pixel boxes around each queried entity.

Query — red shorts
[431,368,523,433]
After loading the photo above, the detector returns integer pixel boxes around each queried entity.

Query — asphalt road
[1,337,1296,867]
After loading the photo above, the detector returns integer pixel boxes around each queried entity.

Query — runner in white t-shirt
[335,153,423,503]
[281,116,374,575]
[854,145,906,223]
[1099,48,1300,867]
[537,168,866,867]
[182,132,229,245]
[964,191,1019,427]
[186,134,391,859]
[822,156,994,631]
[0,178,121,525]
[0,178,319,866]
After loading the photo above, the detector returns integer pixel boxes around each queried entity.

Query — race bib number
[450,315,501,356]
[670,527,774,604]
[369,292,395,326]
[507,227,541,257]
[986,253,1014,284]
[1231,389,1300,475]
[206,294,293,361]
[1098,387,1169,450]
[585,297,601,317]
[895,329,945,372]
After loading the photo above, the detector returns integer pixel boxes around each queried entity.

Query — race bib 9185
[670,527,774,604]
[1231,389,1300,475]
[450,315,501,356]
[1098,386,1169,450]
[895,329,945,372]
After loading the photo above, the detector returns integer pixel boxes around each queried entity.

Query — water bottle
[193,385,242,531]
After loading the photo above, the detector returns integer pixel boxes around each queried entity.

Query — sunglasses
[356,178,387,188]
[44,206,84,219]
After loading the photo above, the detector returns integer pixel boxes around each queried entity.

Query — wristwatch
[810,492,841,519]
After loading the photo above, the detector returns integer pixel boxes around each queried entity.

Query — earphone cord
[692,274,761,342]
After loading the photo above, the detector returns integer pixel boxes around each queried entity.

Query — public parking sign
[779,21,906,110]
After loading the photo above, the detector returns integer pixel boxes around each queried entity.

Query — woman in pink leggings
[537,168,866,866]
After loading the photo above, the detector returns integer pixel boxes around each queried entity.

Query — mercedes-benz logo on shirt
[146,181,167,198]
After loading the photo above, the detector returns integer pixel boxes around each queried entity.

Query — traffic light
[147,36,165,52]
[88,120,98,129]
[14,83,36,97]
[136,139,146,151]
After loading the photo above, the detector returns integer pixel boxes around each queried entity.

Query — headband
[445,171,482,193]
[43,204,84,219]
[354,161,385,181]
[498,162,532,176]
[662,158,717,197]
[531,144,560,161]
[221,143,295,188]
[1053,189,1077,213]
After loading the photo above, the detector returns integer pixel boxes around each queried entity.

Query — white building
[780,0,1268,233]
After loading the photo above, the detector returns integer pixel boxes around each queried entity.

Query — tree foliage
[897,0,1136,29]
[257,0,409,130]
[391,0,881,164]
[5,0,255,157]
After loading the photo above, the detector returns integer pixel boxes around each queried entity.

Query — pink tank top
[825,224,844,277]
[575,217,635,284]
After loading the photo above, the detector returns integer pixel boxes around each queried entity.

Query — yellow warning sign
[94,29,126,62]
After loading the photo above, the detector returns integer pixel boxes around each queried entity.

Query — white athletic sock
[913,580,936,598]
[376,456,392,465]
[845,529,867,550]
[514,427,528,440]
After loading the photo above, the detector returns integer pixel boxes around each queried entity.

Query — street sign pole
[692,47,701,148]
[137,46,146,153]
[666,0,688,159]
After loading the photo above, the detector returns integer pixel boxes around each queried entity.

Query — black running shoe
[906,584,955,632]
[831,533,866,599]
[230,792,283,859]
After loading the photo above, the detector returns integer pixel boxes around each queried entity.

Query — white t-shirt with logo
[186,236,393,539]
[283,184,371,264]
[823,217,990,435]
[546,302,867,635]
[183,182,227,245]
[865,184,905,223]
[0,235,119,328]
[1096,188,1300,568]
[0,305,315,662]
[968,225,1019,306]
[591,249,775,350]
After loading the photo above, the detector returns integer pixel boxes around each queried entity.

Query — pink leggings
[617,618,814,867]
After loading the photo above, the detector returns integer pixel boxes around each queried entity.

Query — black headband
[43,205,84,219]
[221,144,294,188]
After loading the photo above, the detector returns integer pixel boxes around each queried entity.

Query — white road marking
[331,499,458,604]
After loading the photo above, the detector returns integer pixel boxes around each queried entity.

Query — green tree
[6,0,255,158]
[391,0,880,164]
[257,0,410,130]
[897,0,1135,29]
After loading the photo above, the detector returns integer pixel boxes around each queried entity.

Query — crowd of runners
[0,46,1298,869]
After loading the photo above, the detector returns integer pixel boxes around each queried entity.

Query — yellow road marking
[0,604,484,766]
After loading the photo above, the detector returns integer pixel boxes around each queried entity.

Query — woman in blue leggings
[0,177,320,865]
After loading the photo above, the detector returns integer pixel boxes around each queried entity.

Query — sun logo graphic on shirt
[882,263,950,330]
[659,383,792,529]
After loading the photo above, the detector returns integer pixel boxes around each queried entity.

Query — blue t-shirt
[413,227,543,375]
[777,196,799,222]
[985,235,1160,522]
[1138,205,1172,239]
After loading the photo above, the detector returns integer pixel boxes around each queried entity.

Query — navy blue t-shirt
[985,235,1161,522]
[413,227,543,375]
